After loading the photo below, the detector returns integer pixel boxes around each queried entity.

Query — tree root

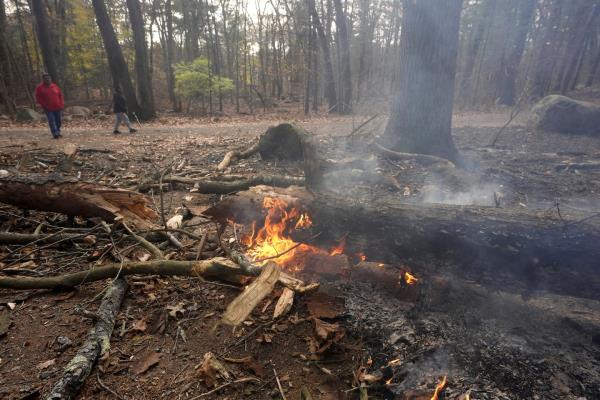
[47,278,128,400]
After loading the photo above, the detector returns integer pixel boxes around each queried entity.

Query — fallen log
[47,278,127,400]
[0,173,158,229]
[207,186,600,299]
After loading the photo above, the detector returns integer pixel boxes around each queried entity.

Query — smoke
[420,180,505,206]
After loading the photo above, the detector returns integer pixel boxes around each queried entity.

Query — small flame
[329,235,346,256]
[387,359,401,367]
[430,375,447,400]
[357,253,367,262]
[386,377,393,385]
[294,213,312,229]
[404,271,419,285]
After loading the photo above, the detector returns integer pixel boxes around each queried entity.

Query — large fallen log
[47,278,127,400]
[153,174,304,194]
[0,173,158,229]
[207,186,600,299]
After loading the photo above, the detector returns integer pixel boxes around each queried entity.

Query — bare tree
[333,0,351,114]
[30,0,59,83]
[91,0,141,116]
[126,0,155,120]
[308,0,337,112]
[382,0,463,162]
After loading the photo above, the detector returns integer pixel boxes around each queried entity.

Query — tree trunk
[91,0,142,117]
[126,0,155,120]
[164,0,179,111]
[382,0,462,162]
[333,0,352,114]
[498,0,536,106]
[30,0,59,84]
[308,0,338,112]
[531,0,563,99]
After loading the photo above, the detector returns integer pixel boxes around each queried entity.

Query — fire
[242,197,319,267]
[430,375,447,400]
[329,235,346,256]
[357,253,367,262]
[404,271,419,285]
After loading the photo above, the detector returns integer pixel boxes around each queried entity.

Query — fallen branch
[0,231,83,245]
[221,263,280,326]
[122,223,164,260]
[0,258,247,290]
[154,174,304,194]
[47,278,128,400]
[217,141,262,171]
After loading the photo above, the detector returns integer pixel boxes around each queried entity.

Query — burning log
[207,186,600,299]
[217,123,310,171]
[0,172,157,229]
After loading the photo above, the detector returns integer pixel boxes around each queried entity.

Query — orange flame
[430,375,447,400]
[241,197,320,268]
[329,235,346,256]
[404,272,419,285]
[357,253,367,262]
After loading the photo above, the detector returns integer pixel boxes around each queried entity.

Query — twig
[122,222,164,260]
[488,88,529,147]
[196,232,208,261]
[188,377,259,399]
[347,113,380,137]
[273,367,288,400]
[96,371,125,400]
[159,164,174,228]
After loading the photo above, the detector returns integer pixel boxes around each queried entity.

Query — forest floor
[1,108,600,400]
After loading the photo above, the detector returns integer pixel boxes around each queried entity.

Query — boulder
[530,95,600,136]
[15,107,42,122]
[64,106,91,117]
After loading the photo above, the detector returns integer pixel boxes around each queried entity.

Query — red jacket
[35,83,64,112]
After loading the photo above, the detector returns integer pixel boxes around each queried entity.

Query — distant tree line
[0,0,599,119]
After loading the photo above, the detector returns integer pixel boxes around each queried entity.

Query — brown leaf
[131,319,147,332]
[166,302,185,318]
[195,352,231,387]
[131,351,161,375]
[313,318,341,341]
[36,359,56,370]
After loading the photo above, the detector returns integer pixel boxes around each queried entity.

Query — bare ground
[1,109,599,400]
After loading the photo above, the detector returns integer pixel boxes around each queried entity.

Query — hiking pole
[132,112,142,129]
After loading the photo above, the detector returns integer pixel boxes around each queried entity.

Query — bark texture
[382,0,463,162]
[30,0,59,83]
[91,0,141,117]
[126,0,155,120]
[47,278,128,400]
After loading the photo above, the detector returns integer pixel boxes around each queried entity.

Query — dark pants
[45,110,62,137]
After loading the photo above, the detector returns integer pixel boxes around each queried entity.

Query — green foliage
[174,58,234,100]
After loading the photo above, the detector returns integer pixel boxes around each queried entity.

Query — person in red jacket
[35,73,64,139]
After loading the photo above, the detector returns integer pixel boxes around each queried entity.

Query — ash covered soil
[0,110,599,399]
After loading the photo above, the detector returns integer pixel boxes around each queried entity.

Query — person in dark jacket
[112,87,137,134]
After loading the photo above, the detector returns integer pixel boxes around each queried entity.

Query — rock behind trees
[530,95,600,136]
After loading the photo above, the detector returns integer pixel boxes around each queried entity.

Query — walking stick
[132,112,142,129]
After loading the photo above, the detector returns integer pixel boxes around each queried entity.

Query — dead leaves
[308,318,345,355]
[195,352,232,387]
[131,351,161,375]
[36,358,56,370]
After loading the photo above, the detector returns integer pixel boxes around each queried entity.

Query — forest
[0,0,599,118]
[1,1,600,400]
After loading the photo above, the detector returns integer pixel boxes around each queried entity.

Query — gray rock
[530,95,600,136]
[55,335,72,352]
[62,115,73,122]
[0,114,9,120]
[64,105,91,117]
[15,107,42,122]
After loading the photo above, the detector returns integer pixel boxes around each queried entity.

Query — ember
[404,271,419,285]
[431,375,447,400]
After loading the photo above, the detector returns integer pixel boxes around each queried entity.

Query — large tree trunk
[30,0,59,84]
[497,0,536,106]
[209,186,600,300]
[164,0,179,111]
[91,0,142,117]
[333,0,352,114]
[126,0,155,120]
[0,0,15,116]
[308,0,338,112]
[382,0,462,162]
[530,0,563,99]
